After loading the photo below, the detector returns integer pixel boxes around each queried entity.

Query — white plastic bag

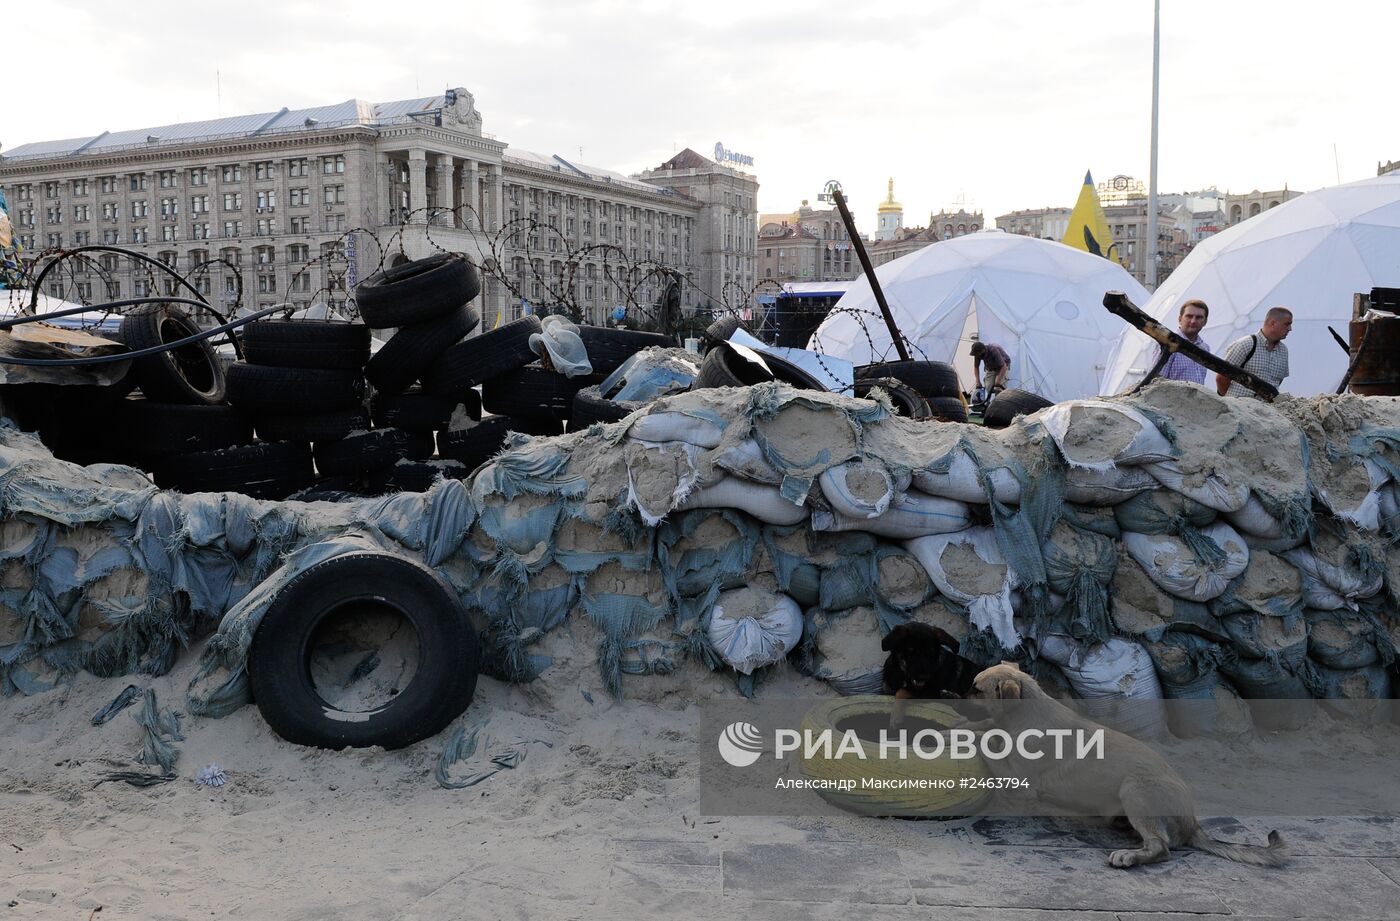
[912,452,1022,505]
[1121,522,1249,602]
[905,527,1019,649]
[707,586,803,675]
[1039,401,1175,470]
[528,315,593,379]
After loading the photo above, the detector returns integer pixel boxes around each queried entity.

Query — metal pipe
[1146,0,1161,288]
[830,188,910,361]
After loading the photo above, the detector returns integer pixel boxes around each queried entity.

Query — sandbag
[1036,633,1166,736]
[1143,632,1252,738]
[1220,611,1308,661]
[1114,489,1216,539]
[1063,465,1158,506]
[1039,401,1175,470]
[628,410,725,448]
[1061,503,1121,539]
[818,459,900,519]
[1122,522,1249,602]
[676,476,809,526]
[707,581,803,675]
[1379,483,1399,536]
[874,547,937,610]
[1041,521,1116,642]
[812,490,973,540]
[1210,548,1304,620]
[807,605,886,695]
[1306,608,1383,669]
[912,451,1022,505]
[1314,455,1389,532]
[715,438,783,485]
[905,528,1019,650]
[1283,537,1384,611]
[1142,459,1249,513]
[1313,664,1393,724]
[1225,493,1308,550]
[624,440,703,526]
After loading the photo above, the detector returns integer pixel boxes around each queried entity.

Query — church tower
[876,177,903,241]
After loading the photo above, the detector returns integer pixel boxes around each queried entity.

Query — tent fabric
[1101,173,1400,397]
[808,232,1150,403]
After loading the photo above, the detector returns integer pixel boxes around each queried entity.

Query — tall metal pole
[829,187,910,361]
[1146,0,1161,288]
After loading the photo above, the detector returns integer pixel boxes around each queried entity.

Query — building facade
[1381,160,1399,177]
[0,89,752,325]
[1224,188,1300,226]
[993,206,1072,241]
[875,178,903,241]
[756,201,857,284]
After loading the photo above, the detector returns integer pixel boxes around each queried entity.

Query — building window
[128,174,148,192]
[223,220,242,238]
[323,185,344,205]
[72,204,90,222]
[161,225,179,242]
[131,200,149,219]
[44,181,61,198]
[46,232,62,247]
[289,188,309,206]
[287,244,309,263]
[130,227,148,244]
[322,155,345,175]
[287,158,309,178]
[14,184,33,200]
[256,190,277,210]
[256,218,277,236]
[160,197,179,218]
[290,216,310,233]
[223,192,243,211]
[191,194,209,214]
[102,229,119,245]
[193,276,210,295]
[73,230,90,246]
[254,246,275,265]
[134,279,151,297]
[324,214,346,232]
[45,206,62,224]
[292,273,310,293]
[190,167,209,186]
[254,161,276,181]
[71,179,88,196]
[221,164,242,182]
[191,222,211,240]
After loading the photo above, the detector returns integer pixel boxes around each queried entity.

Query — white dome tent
[808,232,1150,403]
[1101,173,1400,397]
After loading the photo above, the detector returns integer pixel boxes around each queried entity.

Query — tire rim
[158,315,218,396]
[303,598,422,714]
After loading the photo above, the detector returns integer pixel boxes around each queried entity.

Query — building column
[460,159,478,230]
[407,149,428,224]
[487,163,504,234]
[435,157,455,226]
[377,152,392,225]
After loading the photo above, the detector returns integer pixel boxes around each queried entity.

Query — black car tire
[575,326,673,375]
[570,384,643,428]
[119,304,226,405]
[226,363,366,414]
[354,254,481,329]
[150,441,315,499]
[927,395,970,423]
[421,316,542,395]
[852,377,933,420]
[365,304,481,395]
[253,407,371,444]
[855,360,962,400]
[239,320,372,370]
[481,365,604,422]
[313,428,434,476]
[247,551,479,750]
[370,388,463,433]
[114,398,255,459]
[982,388,1054,429]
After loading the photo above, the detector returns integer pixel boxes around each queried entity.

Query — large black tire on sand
[248,552,479,750]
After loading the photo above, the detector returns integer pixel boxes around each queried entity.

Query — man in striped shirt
[1216,307,1293,399]
[1158,298,1212,384]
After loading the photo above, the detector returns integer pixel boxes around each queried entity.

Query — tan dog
[966,662,1287,869]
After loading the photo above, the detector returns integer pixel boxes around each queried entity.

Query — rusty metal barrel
[1349,316,1400,395]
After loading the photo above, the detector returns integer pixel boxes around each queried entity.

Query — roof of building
[3,93,461,161]
[502,148,669,196]
[652,148,714,171]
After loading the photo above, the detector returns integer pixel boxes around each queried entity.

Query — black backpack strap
[1240,334,1259,368]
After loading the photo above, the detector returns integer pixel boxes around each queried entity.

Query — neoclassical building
[0,88,757,324]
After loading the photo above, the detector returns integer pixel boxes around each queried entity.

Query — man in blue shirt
[1158,299,1212,384]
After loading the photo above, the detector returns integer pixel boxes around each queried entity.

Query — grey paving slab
[1187,855,1400,918]
[1223,816,1400,858]
[611,861,722,891]
[612,838,721,866]
[901,846,1228,913]
[721,841,914,905]
[1372,857,1400,887]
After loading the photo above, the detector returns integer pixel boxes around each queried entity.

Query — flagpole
[1146,0,1161,288]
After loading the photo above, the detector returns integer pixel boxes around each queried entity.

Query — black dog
[881,623,978,700]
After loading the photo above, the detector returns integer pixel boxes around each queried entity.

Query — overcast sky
[7,1,1397,227]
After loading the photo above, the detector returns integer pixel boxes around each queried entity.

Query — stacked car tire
[854,360,969,423]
